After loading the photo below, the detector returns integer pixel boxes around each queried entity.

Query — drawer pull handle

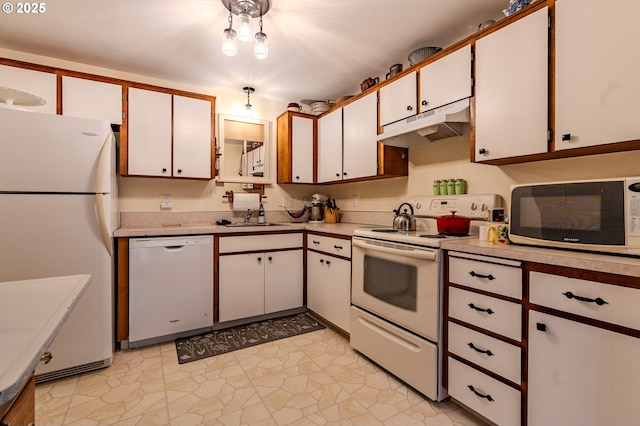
[468,303,494,314]
[468,342,494,356]
[333,245,343,250]
[40,351,53,365]
[313,240,320,245]
[467,385,494,402]
[562,291,608,306]
[469,271,495,280]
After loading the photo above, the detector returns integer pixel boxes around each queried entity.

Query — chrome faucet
[244,209,254,223]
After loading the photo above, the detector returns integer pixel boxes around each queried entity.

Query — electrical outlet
[352,195,358,207]
[283,197,294,208]
[242,183,254,189]
[161,194,173,209]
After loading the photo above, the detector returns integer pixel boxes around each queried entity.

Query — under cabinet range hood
[378,98,470,147]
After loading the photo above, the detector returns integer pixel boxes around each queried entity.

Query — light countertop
[441,239,640,278]
[0,274,91,419]
[114,222,361,238]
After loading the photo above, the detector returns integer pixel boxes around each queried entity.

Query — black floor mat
[175,313,326,364]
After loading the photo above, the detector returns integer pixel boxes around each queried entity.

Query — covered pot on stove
[436,211,471,236]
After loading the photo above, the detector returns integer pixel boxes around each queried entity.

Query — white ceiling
[0,0,508,105]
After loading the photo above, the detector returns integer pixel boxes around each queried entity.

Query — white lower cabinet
[446,252,523,425]
[218,233,303,323]
[528,270,640,426]
[448,358,521,426]
[307,251,351,332]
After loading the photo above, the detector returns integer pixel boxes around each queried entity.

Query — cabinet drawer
[307,234,351,258]
[449,287,522,341]
[448,322,521,384]
[448,357,521,426]
[530,271,640,331]
[449,254,522,299]
[219,233,303,253]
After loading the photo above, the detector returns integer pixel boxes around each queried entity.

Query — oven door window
[363,254,417,311]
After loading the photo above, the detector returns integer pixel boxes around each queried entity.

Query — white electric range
[350,194,501,401]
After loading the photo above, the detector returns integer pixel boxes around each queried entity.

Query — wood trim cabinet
[276,111,316,184]
[1,375,35,426]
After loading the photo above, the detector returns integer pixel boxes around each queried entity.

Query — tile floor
[35,326,488,425]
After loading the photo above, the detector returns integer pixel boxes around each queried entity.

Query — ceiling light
[221,0,271,59]
[254,14,268,60]
[244,86,255,111]
[222,6,237,56]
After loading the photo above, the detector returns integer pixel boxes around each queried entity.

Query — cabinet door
[264,250,303,313]
[555,0,640,150]
[0,65,56,114]
[528,310,640,426]
[317,108,343,183]
[127,88,172,177]
[343,92,378,180]
[218,253,265,322]
[307,251,351,332]
[173,95,212,179]
[62,76,123,124]
[379,71,417,126]
[291,115,314,183]
[474,7,548,161]
[419,44,471,113]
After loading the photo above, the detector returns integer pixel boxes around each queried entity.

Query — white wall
[2,47,639,217]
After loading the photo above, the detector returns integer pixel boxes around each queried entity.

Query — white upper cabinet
[474,7,548,161]
[379,71,417,126]
[173,95,212,179]
[291,115,314,183]
[343,92,378,180]
[419,44,472,113]
[0,65,56,114]
[555,0,640,150]
[127,88,173,177]
[62,76,123,124]
[317,108,343,183]
[127,88,213,179]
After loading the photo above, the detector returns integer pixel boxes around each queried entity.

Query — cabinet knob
[562,133,572,141]
[406,105,413,111]
[320,259,324,264]
[177,169,182,174]
[296,176,300,180]
[536,322,547,332]
[257,257,262,262]
[268,256,273,262]
[326,260,331,265]
[421,100,428,106]
[478,148,487,155]
[162,168,167,173]
[40,351,53,365]
[343,172,347,176]
[336,173,340,177]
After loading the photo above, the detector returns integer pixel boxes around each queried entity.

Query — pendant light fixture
[220,0,271,59]
[244,86,255,111]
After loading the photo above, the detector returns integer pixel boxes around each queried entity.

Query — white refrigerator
[0,108,119,382]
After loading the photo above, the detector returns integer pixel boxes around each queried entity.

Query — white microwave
[509,177,640,256]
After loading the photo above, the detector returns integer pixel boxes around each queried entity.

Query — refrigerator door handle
[95,133,113,257]
[95,132,111,194]
[96,193,113,257]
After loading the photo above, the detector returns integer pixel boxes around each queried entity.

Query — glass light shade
[222,28,237,56]
[237,12,253,42]
[254,32,268,60]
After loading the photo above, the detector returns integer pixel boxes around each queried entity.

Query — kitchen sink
[223,222,283,227]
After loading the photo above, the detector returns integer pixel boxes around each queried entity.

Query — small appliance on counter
[309,193,328,223]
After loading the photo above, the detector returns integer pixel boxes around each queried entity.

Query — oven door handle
[352,239,437,261]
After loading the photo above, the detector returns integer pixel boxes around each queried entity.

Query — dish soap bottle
[258,201,265,224]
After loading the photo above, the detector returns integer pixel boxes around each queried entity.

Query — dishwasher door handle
[164,245,185,250]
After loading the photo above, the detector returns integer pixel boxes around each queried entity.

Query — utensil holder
[324,208,340,223]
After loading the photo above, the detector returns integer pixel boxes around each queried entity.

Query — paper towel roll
[232,193,261,212]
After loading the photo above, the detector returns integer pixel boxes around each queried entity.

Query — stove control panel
[408,194,501,219]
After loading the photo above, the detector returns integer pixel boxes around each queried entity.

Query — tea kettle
[393,202,416,231]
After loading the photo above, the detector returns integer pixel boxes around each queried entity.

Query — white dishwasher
[128,235,213,348]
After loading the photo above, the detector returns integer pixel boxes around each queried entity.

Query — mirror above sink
[216,114,272,184]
